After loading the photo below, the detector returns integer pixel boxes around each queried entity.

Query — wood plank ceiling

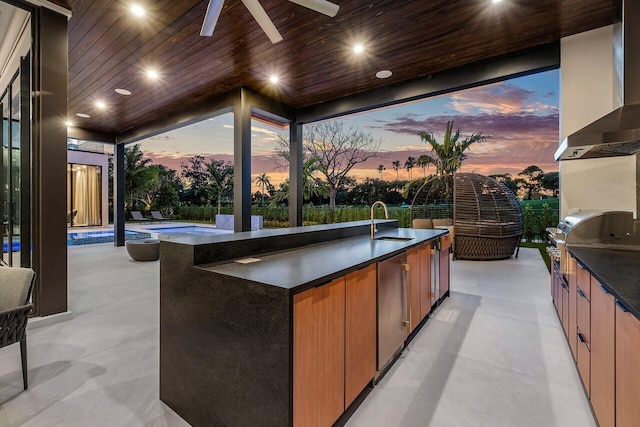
[65,0,619,135]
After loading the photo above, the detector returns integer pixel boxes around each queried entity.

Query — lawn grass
[520,241,551,272]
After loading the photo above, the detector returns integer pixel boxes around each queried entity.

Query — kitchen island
[159,220,449,427]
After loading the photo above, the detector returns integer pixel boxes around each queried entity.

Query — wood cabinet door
[439,239,450,297]
[345,265,377,408]
[568,267,578,359]
[576,328,590,396]
[615,302,640,427]
[576,261,591,300]
[419,244,431,320]
[294,277,345,427]
[590,281,615,427]
[407,247,421,332]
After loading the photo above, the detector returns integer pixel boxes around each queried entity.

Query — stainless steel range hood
[555,0,640,161]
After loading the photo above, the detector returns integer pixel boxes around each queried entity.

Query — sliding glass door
[0,55,31,267]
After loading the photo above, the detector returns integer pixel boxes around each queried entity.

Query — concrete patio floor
[0,245,594,426]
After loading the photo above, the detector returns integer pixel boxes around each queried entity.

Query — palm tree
[417,155,431,177]
[377,164,385,180]
[392,160,401,180]
[404,156,417,180]
[255,173,271,206]
[417,120,487,176]
[206,160,234,215]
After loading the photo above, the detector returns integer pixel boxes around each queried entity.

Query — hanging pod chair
[411,173,523,260]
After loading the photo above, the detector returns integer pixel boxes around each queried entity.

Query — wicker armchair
[0,267,36,390]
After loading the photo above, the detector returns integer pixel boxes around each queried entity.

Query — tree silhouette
[518,165,545,200]
[255,173,271,206]
[377,164,386,180]
[392,160,401,180]
[304,121,381,210]
[405,156,417,180]
[417,155,431,177]
[417,120,487,176]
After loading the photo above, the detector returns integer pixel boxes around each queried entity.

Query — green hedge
[176,203,556,241]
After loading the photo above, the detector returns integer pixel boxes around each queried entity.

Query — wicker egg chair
[410,175,454,223]
[453,173,523,260]
[411,173,523,260]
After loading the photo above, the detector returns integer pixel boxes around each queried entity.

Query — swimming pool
[147,226,227,235]
[67,230,151,246]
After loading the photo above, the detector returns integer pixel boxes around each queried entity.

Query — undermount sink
[375,236,414,242]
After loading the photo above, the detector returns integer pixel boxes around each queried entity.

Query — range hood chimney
[555,0,640,161]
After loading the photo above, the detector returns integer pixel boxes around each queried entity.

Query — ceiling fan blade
[200,0,225,37]
[241,0,283,44]
[288,0,339,17]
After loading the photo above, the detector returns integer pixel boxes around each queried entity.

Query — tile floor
[0,245,594,426]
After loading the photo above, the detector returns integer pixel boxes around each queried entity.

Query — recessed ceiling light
[353,44,364,54]
[76,113,90,118]
[269,75,279,84]
[96,101,107,109]
[147,70,159,80]
[492,0,502,3]
[115,88,132,95]
[65,120,74,127]
[131,4,145,17]
[376,70,392,79]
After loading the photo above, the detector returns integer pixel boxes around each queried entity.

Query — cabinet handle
[577,288,586,298]
[615,301,629,313]
[578,332,586,343]
[599,284,610,294]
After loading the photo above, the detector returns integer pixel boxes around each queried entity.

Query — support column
[32,8,68,316]
[233,89,252,232]
[114,144,125,246]
[289,123,303,227]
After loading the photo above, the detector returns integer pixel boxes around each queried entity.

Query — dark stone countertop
[568,247,640,320]
[198,227,446,292]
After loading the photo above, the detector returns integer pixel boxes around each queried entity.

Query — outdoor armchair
[0,267,36,390]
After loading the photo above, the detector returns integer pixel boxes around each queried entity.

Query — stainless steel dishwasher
[377,252,409,371]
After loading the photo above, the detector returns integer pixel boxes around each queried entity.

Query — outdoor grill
[546,210,636,275]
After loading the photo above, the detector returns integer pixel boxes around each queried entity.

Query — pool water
[67,230,151,246]
[148,226,226,235]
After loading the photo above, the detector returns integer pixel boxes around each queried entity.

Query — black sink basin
[375,236,414,242]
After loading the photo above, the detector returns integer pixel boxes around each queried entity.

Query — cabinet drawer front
[576,287,590,345]
[576,262,591,300]
[576,335,590,397]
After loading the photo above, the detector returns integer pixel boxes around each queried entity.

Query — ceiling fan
[200,0,339,44]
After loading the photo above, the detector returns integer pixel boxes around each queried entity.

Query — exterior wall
[67,150,110,227]
[560,25,638,218]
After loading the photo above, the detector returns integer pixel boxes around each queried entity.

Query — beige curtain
[72,165,102,226]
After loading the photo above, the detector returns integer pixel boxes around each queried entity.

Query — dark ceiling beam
[115,89,240,145]
[68,127,116,144]
[296,42,561,124]
[243,88,297,124]
[115,87,297,145]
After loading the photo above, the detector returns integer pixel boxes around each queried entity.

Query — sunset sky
[137,69,560,189]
